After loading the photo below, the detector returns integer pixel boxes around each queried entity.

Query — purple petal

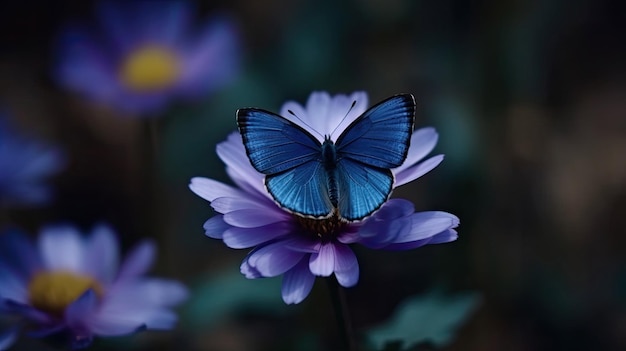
[116,241,155,281]
[358,207,413,249]
[54,26,119,102]
[84,224,119,284]
[0,230,40,278]
[0,326,19,350]
[93,283,182,333]
[203,215,231,239]
[281,259,315,304]
[189,177,241,202]
[178,16,239,95]
[0,264,28,303]
[66,289,98,330]
[427,228,458,244]
[309,243,335,277]
[384,229,459,251]
[333,244,359,288]
[210,196,269,213]
[223,222,293,249]
[326,91,369,140]
[333,244,357,273]
[108,279,188,307]
[223,209,285,228]
[38,225,85,273]
[240,260,263,279]
[394,127,438,173]
[245,242,306,277]
[88,317,144,336]
[403,211,460,242]
[394,154,444,187]
[2,300,53,324]
[216,134,267,196]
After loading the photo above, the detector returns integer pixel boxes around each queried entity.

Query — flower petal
[210,196,269,213]
[245,241,306,277]
[203,215,230,239]
[402,211,460,243]
[223,209,285,228]
[309,243,335,277]
[38,225,85,273]
[0,230,40,279]
[394,154,444,187]
[281,259,315,304]
[394,127,438,173]
[223,222,293,249]
[189,177,241,202]
[0,263,28,303]
[116,241,155,281]
[178,16,240,95]
[84,224,119,284]
[333,244,359,288]
[66,289,98,330]
[383,227,459,251]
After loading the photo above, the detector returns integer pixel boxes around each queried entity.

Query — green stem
[326,277,357,351]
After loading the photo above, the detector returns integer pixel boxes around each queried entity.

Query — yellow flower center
[28,271,103,316]
[119,45,180,92]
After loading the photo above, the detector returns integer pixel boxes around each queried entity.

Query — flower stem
[326,277,357,351]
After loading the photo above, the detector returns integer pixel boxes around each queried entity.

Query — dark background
[1,0,625,350]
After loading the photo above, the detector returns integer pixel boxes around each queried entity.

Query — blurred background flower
[0,114,64,208]
[54,1,240,115]
[0,224,187,350]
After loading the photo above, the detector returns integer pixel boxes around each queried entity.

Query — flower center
[119,45,180,92]
[294,211,347,243]
[28,271,103,316]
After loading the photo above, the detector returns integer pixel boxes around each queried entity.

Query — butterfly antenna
[287,109,324,139]
[329,100,357,139]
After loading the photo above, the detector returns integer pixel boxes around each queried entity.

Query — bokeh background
[1,0,625,350]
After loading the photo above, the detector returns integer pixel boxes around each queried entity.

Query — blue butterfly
[237,94,415,221]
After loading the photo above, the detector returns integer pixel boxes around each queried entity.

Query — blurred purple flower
[54,1,240,114]
[0,115,64,207]
[189,91,459,304]
[0,224,187,349]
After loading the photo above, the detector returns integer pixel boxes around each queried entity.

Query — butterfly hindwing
[237,108,321,175]
[265,161,334,217]
[336,158,394,221]
[336,94,415,169]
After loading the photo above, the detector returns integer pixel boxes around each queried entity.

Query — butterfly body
[237,94,415,221]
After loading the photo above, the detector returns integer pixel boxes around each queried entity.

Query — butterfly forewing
[336,94,415,169]
[237,108,321,175]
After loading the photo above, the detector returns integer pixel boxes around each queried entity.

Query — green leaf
[367,290,481,350]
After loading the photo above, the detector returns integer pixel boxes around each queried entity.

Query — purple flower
[0,115,64,207]
[189,91,459,304]
[0,224,187,349]
[54,1,240,114]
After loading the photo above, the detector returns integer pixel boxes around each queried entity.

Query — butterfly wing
[336,160,393,221]
[265,161,334,217]
[335,94,415,220]
[237,109,334,217]
[336,94,415,168]
[237,108,321,174]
